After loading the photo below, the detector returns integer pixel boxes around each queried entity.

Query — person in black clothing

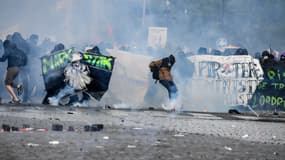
[260,50,277,69]
[51,43,65,54]
[86,46,102,55]
[0,40,24,103]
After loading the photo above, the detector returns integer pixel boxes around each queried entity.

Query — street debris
[49,141,60,145]
[35,128,48,132]
[242,134,249,139]
[20,128,34,132]
[23,124,30,128]
[11,126,19,131]
[85,124,104,132]
[132,127,143,130]
[127,145,136,148]
[174,134,185,137]
[2,124,10,132]
[84,125,90,131]
[91,124,104,131]
[224,146,232,151]
[273,152,279,156]
[103,136,109,140]
[27,143,40,147]
[68,126,75,131]
[52,124,63,131]
[95,146,104,149]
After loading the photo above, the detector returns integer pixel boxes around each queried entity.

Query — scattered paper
[127,145,136,148]
[49,141,59,145]
[224,146,232,151]
[95,146,104,149]
[132,127,143,130]
[242,134,249,138]
[174,134,184,137]
[27,143,39,147]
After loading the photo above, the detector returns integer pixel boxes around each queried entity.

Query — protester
[48,52,91,106]
[50,43,65,54]
[254,52,261,59]
[174,51,194,85]
[11,32,30,54]
[211,49,222,55]
[278,52,285,68]
[280,52,285,62]
[260,50,277,69]
[197,47,208,55]
[86,46,102,55]
[0,40,25,104]
[0,39,3,54]
[234,48,249,55]
[149,54,178,110]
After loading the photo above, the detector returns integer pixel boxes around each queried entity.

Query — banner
[148,27,167,49]
[248,63,285,111]
[187,55,263,107]
[41,48,115,104]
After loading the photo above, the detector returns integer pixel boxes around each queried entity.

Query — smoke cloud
[0,0,284,112]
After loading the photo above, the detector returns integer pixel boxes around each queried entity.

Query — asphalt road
[0,105,284,160]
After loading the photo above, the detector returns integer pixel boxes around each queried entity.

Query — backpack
[150,65,160,81]
[13,48,27,67]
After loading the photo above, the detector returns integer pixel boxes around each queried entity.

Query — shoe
[17,84,23,96]
[9,99,21,104]
[48,97,59,106]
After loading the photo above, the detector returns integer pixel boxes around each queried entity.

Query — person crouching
[48,52,91,106]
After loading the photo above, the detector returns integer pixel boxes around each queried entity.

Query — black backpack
[150,65,160,81]
[13,48,27,67]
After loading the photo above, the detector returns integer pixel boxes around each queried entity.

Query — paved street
[0,105,284,159]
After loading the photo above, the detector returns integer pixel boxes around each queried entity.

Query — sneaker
[17,84,23,96]
[9,99,21,104]
[48,97,59,106]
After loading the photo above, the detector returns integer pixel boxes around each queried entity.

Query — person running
[149,54,178,110]
[0,40,25,104]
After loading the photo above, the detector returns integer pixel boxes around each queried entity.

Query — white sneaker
[48,97,59,106]
[161,104,174,111]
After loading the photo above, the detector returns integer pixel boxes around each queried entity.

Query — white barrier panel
[104,49,153,106]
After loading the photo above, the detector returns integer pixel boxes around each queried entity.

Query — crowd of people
[0,32,57,103]
[1,31,285,108]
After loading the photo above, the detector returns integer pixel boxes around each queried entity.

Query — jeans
[56,85,75,100]
[159,80,178,101]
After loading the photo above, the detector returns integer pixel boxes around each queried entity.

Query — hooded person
[260,50,277,69]
[0,40,25,104]
[86,46,102,55]
[50,43,65,54]
[149,54,178,111]
[280,52,285,62]
[278,52,285,68]
[11,32,30,54]
[48,52,92,106]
